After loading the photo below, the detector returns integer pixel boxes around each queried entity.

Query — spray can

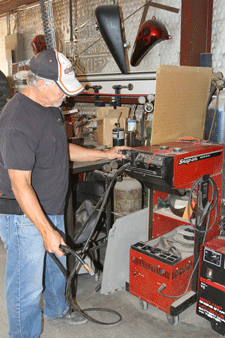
[112,112,124,146]
[113,124,124,146]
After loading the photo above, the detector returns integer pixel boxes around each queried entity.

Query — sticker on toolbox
[203,248,222,267]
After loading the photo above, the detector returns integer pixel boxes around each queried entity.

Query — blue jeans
[0,214,69,338]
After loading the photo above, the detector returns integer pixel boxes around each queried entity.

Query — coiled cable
[49,163,130,325]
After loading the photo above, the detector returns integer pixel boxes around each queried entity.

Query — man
[0,49,127,338]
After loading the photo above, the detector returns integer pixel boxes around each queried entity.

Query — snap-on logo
[178,150,222,165]
[179,156,198,165]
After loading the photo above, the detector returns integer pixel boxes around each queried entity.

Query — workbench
[72,159,111,175]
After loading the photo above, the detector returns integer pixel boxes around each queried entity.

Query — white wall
[211,0,225,75]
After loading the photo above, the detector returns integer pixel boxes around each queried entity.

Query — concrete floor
[0,239,221,338]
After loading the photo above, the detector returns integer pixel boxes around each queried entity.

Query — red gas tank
[131,18,171,67]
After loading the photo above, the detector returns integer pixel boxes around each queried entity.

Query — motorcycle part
[131,18,171,67]
[95,4,128,74]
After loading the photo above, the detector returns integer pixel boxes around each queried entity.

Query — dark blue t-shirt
[0,92,69,215]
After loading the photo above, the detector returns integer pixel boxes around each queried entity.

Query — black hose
[49,246,122,325]
[49,163,130,325]
[187,176,218,234]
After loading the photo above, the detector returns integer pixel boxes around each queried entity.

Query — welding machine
[130,225,194,318]
[197,236,225,336]
[122,140,223,323]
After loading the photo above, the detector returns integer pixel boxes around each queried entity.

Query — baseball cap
[29,49,84,96]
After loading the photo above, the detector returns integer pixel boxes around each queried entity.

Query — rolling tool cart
[122,140,223,324]
[197,236,225,336]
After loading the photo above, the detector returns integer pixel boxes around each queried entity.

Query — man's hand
[42,228,67,258]
[104,146,131,160]
[68,143,131,162]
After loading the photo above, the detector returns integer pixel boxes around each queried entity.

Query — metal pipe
[69,0,73,43]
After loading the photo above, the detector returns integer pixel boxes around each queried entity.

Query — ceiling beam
[0,0,39,14]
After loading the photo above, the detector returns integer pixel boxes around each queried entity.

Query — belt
[0,198,24,215]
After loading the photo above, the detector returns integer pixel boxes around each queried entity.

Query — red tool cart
[122,140,223,324]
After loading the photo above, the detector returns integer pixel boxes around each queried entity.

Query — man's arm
[8,169,66,257]
[68,143,129,162]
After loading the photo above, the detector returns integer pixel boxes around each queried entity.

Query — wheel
[211,321,225,336]
[166,313,179,325]
[139,298,148,311]
[95,270,100,282]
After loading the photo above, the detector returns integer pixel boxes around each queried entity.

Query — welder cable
[77,163,130,255]
[64,163,130,324]
[73,164,129,243]
[66,163,129,283]
[187,176,218,234]
[50,163,130,325]
[49,245,122,325]
[157,256,199,299]
[61,245,122,325]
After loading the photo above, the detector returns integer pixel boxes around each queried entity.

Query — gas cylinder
[113,176,142,221]
[206,89,225,144]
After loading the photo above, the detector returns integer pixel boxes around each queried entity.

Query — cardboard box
[64,121,74,138]
[95,107,130,147]
[151,65,212,145]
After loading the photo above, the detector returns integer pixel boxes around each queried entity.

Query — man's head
[26,72,67,107]
[29,49,84,97]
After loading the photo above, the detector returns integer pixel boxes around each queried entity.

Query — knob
[159,145,169,150]
[173,147,183,153]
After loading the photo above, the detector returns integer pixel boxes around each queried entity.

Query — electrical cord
[218,215,225,235]
[187,176,218,234]
[157,225,208,299]
[157,175,217,299]
[49,162,130,325]
[157,256,200,299]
